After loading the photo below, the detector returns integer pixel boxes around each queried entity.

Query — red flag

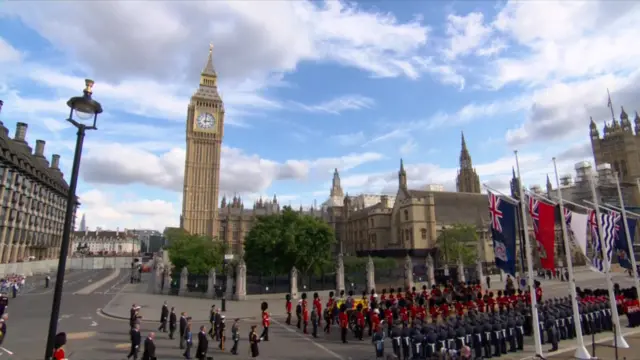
[527,195,556,270]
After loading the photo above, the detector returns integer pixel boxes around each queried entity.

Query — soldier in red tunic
[260,301,270,341]
[355,303,365,340]
[324,291,335,333]
[313,292,322,327]
[285,294,292,325]
[301,293,309,334]
[339,304,349,343]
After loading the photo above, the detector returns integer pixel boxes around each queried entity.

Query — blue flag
[488,191,517,276]
[611,210,636,269]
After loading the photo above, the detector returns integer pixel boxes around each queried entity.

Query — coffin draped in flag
[609,210,637,269]
[488,191,517,276]
[563,208,588,258]
[526,195,556,270]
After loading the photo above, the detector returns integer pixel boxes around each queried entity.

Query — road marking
[271,319,344,360]
[74,268,121,295]
[65,331,97,340]
[90,321,98,327]
[0,347,13,355]
[115,343,130,349]
[81,316,92,320]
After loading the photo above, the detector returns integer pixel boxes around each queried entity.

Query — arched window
[404,210,409,221]
[421,228,427,240]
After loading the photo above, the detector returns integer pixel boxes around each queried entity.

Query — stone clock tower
[180,45,225,238]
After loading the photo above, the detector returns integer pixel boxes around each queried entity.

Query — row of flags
[488,189,637,275]
[484,148,639,358]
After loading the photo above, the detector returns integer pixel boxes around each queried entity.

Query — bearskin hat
[381,288,387,294]
[397,287,402,294]
[348,290,353,296]
[361,290,367,298]
[329,291,334,298]
[54,332,67,349]
[301,292,307,300]
[261,301,268,311]
[385,300,392,309]
[411,286,416,292]
[370,288,375,295]
[313,292,319,299]
[340,303,347,312]
[390,288,395,294]
[422,284,427,290]
[398,298,406,308]
[356,303,363,311]
[286,294,291,301]
[418,297,425,306]
[340,290,345,297]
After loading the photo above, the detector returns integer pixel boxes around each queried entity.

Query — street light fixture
[44,79,102,360]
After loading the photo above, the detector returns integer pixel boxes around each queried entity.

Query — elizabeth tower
[180,45,225,238]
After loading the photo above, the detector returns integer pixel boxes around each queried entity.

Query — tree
[164,227,188,247]
[167,233,226,275]
[436,223,478,266]
[243,206,336,275]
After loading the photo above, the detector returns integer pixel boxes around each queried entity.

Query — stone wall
[0,256,135,277]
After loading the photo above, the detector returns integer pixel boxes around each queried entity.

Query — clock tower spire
[181,45,225,240]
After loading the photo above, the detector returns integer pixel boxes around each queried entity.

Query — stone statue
[206,268,216,298]
[365,256,376,292]
[290,266,299,299]
[404,254,414,289]
[336,253,345,295]
[457,258,465,283]
[235,259,247,300]
[426,254,435,287]
[178,267,189,296]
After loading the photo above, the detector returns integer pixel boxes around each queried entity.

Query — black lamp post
[44,79,102,360]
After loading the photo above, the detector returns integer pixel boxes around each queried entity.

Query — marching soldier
[400,322,410,360]
[127,324,141,360]
[296,299,302,328]
[158,301,168,333]
[302,293,309,334]
[230,318,240,355]
[196,325,209,360]
[214,308,223,341]
[285,294,292,325]
[339,304,348,343]
[355,303,365,340]
[52,332,67,360]
[313,292,322,327]
[179,312,188,349]
[208,305,216,338]
[249,325,261,358]
[390,320,401,358]
[310,307,319,338]
[218,316,226,350]
[169,307,177,340]
[325,291,335,333]
[260,301,270,341]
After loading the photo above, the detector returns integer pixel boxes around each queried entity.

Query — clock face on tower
[196,112,215,129]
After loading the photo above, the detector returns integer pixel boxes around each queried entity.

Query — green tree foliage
[339,256,397,274]
[436,223,478,265]
[243,206,336,275]
[163,227,188,247]
[168,233,226,275]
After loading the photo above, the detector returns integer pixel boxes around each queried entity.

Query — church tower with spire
[456,132,481,193]
[590,92,640,184]
[180,45,226,239]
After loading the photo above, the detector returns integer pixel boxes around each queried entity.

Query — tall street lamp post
[44,79,102,360]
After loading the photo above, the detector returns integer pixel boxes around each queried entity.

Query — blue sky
[0,1,638,230]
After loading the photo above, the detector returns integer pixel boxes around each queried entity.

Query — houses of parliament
[180,46,640,263]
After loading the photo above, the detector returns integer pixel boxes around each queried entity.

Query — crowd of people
[0,274,25,298]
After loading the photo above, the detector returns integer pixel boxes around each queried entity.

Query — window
[370,218,374,227]
[404,210,409,221]
[421,228,427,240]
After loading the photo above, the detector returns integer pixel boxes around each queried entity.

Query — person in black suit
[179,312,188,349]
[183,322,193,359]
[196,325,209,360]
[142,332,156,360]
[158,301,168,332]
[169,307,177,340]
[127,324,141,360]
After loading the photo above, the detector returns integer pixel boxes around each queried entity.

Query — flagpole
[552,158,590,359]
[584,200,640,218]
[587,168,629,348]
[613,172,640,304]
[514,150,543,357]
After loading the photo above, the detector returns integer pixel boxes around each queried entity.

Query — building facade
[456,132,481,194]
[180,45,225,238]
[71,229,140,256]
[0,116,77,263]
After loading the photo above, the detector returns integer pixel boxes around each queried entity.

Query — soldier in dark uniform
[208,305,216,338]
[425,328,438,358]
[158,301,168,333]
[545,313,558,352]
[296,299,302,329]
[491,318,501,357]
[390,321,401,358]
[168,307,177,340]
[400,322,411,360]
[506,313,516,352]
[196,325,209,360]
[230,318,240,355]
[179,312,188,349]
[411,323,423,358]
[218,315,226,350]
[372,325,385,359]
[249,325,260,358]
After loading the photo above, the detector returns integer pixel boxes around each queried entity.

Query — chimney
[14,122,27,142]
[51,154,60,169]
[35,140,46,157]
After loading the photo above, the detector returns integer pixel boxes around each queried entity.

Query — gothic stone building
[71,229,140,256]
[324,133,497,262]
[0,116,77,263]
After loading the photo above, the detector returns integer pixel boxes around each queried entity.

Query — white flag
[565,209,588,258]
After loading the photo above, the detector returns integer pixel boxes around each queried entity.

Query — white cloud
[0,37,21,63]
[443,12,496,60]
[80,142,384,194]
[399,138,417,155]
[77,189,180,230]
[293,95,374,114]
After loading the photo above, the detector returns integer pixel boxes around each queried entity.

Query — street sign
[224,254,234,260]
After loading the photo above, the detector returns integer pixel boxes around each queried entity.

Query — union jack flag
[527,195,540,233]
[608,210,621,239]
[489,192,503,232]
[588,210,604,271]
[563,208,572,224]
